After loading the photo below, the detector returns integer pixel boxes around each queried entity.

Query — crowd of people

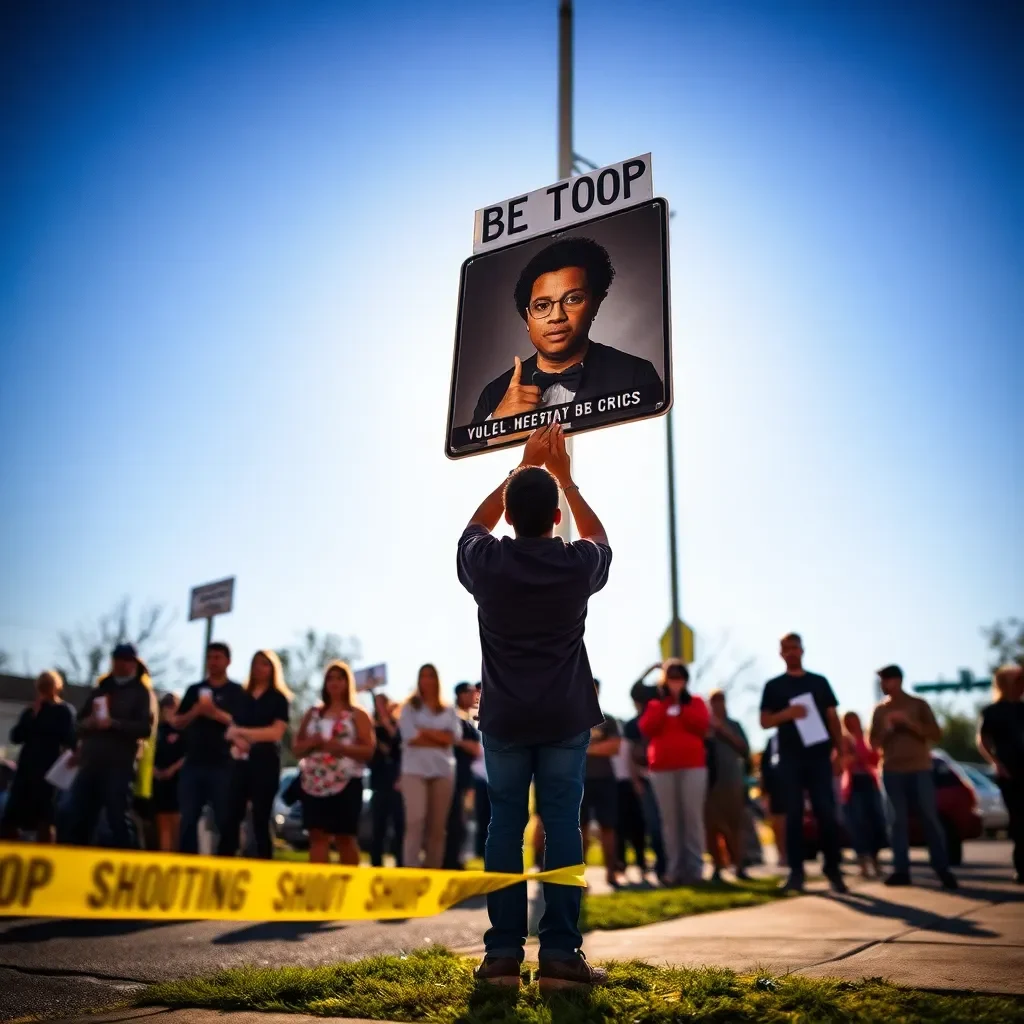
[0,628,1021,899]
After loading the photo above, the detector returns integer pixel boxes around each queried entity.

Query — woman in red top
[639,660,710,885]
[841,711,885,878]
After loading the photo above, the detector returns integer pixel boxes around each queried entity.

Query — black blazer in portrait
[471,340,663,424]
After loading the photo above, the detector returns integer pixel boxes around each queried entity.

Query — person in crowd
[580,680,623,887]
[759,633,846,893]
[869,664,956,889]
[444,682,484,869]
[759,735,787,868]
[151,692,185,851]
[63,644,157,848]
[398,664,460,869]
[457,422,610,990]
[705,689,751,883]
[1,670,77,842]
[172,642,244,855]
[219,649,291,859]
[293,661,375,865]
[978,663,1024,884]
[639,660,710,886]
[369,692,405,867]
[840,710,885,879]
[612,709,644,880]
[623,675,666,880]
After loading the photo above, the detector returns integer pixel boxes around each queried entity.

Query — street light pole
[554,0,574,542]
[666,408,682,657]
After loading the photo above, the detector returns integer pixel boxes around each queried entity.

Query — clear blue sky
[1,0,1021,743]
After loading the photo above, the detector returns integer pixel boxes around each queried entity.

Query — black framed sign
[445,159,672,460]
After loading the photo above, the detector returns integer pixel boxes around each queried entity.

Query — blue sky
[1,0,1021,742]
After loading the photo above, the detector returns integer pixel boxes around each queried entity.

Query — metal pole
[202,616,214,678]
[554,0,574,541]
[666,409,681,657]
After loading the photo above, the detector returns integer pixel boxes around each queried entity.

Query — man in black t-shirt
[172,642,244,855]
[443,682,483,870]
[759,632,846,893]
[457,423,609,992]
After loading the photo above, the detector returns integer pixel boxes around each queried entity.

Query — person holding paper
[759,633,846,893]
[1,670,76,842]
[64,644,157,849]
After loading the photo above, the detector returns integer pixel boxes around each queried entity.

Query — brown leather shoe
[537,951,608,992]
[474,956,522,988]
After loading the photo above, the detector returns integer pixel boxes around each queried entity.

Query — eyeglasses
[528,289,588,320]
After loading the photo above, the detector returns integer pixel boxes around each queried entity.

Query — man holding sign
[458,423,609,991]
[471,238,662,423]
[759,633,847,894]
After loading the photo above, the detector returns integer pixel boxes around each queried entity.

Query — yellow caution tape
[0,842,586,922]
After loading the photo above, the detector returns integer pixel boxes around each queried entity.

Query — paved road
[1,843,1016,1021]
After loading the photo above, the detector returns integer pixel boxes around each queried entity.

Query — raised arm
[467,426,554,533]
[543,423,608,545]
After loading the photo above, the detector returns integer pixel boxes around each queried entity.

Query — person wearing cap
[869,664,956,889]
[457,423,611,991]
[443,682,483,870]
[63,644,157,848]
[1,670,77,842]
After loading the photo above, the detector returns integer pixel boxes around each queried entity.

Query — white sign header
[189,577,235,621]
[473,154,653,254]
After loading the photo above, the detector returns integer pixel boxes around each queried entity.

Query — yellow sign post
[660,619,694,665]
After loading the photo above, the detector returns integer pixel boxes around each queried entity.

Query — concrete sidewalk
[462,852,1024,995]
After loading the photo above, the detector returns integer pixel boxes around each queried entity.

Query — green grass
[140,947,1024,1023]
[581,876,785,932]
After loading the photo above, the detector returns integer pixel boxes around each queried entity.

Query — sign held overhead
[473,154,653,254]
[189,577,235,621]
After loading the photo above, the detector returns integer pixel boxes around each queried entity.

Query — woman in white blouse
[398,664,460,868]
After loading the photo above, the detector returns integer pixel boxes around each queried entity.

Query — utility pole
[554,0,574,542]
[666,407,682,657]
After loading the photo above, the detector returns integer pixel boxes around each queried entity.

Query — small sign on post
[354,663,387,693]
[660,619,694,665]
[189,577,235,676]
[189,578,235,621]
[445,154,672,458]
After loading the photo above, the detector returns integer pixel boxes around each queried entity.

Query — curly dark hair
[513,237,615,320]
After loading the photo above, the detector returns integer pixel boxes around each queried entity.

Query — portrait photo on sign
[445,198,671,458]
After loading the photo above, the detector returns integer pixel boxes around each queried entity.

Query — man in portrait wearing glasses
[471,237,663,424]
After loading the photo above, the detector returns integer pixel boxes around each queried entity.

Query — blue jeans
[780,751,841,882]
[63,764,138,849]
[482,730,588,962]
[178,761,231,855]
[843,776,886,858]
[882,769,948,875]
[640,777,667,876]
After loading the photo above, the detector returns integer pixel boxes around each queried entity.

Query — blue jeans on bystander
[882,769,948,876]
[482,730,588,963]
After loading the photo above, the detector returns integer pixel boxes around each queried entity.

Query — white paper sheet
[44,750,78,791]
[789,692,829,747]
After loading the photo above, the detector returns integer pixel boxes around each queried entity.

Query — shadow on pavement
[211,920,348,944]
[0,918,182,943]
[826,892,999,937]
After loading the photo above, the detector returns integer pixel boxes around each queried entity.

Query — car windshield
[958,764,996,793]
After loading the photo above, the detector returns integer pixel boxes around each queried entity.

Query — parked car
[803,751,982,866]
[956,762,1009,836]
